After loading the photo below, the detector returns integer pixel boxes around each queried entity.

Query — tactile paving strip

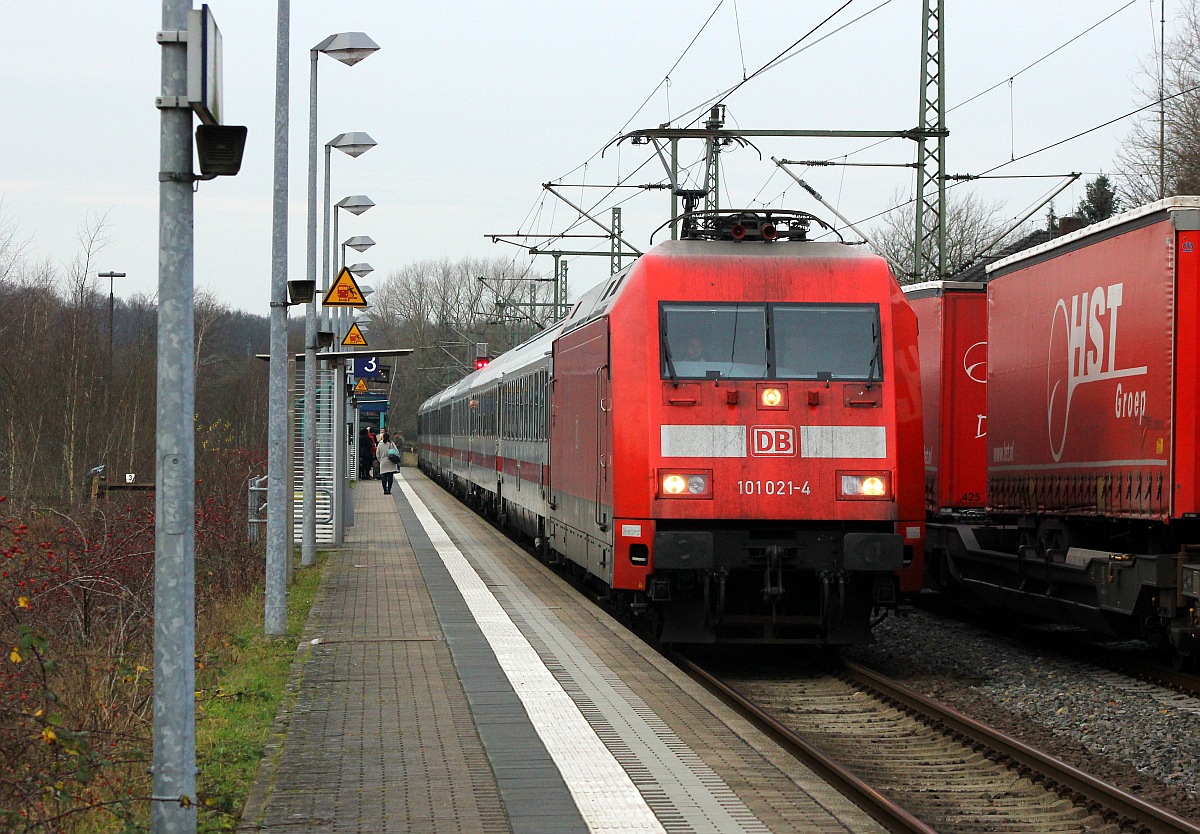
[398,474,771,834]
[397,479,666,833]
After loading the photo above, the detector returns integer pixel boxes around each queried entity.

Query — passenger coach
[419,211,925,644]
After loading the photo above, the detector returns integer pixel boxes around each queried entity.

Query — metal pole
[265,0,290,634]
[322,144,332,334]
[322,172,336,546]
[670,138,679,240]
[331,207,339,293]
[154,0,196,829]
[551,253,561,320]
[108,275,115,434]
[332,361,345,543]
[302,49,319,568]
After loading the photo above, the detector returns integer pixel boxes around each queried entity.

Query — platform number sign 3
[353,356,382,379]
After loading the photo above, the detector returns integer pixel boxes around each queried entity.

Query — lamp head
[316,32,380,66]
[336,195,375,216]
[328,132,376,158]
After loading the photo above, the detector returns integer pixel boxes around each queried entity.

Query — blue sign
[359,400,388,414]
[353,356,382,379]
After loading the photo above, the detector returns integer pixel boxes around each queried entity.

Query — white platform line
[399,479,667,833]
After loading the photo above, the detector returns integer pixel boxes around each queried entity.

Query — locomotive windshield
[773,304,881,381]
[660,302,881,381]
[661,303,768,379]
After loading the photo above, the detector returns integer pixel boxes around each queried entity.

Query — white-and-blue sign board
[353,356,382,379]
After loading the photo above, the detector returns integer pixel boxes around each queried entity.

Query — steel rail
[673,654,937,834]
[843,659,1200,834]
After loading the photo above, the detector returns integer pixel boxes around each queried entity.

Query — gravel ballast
[845,606,1200,823]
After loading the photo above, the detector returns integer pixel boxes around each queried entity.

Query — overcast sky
[0,1,1176,314]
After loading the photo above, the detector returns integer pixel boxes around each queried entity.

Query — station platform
[238,469,887,833]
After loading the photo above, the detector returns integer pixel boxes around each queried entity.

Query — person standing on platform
[376,431,400,495]
[367,426,379,480]
[358,428,375,480]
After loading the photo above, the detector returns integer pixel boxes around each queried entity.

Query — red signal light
[474,356,492,371]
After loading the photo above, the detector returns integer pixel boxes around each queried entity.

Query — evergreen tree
[1076,174,1121,225]
[1045,203,1059,234]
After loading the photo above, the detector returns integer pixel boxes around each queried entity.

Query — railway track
[678,653,1200,834]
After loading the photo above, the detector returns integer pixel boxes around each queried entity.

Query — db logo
[751,426,796,456]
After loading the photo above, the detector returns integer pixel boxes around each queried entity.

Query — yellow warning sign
[342,323,368,347]
[353,378,369,393]
[322,267,368,307]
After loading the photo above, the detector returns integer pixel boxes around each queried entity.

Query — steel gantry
[914,0,946,283]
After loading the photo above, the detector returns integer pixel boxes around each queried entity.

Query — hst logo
[1046,282,1147,462]
[751,426,796,456]
[963,341,987,384]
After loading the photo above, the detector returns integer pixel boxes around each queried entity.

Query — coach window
[501,382,511,440]
[660,302,768,379]
[772,304,882,381]
[522,376,531,440]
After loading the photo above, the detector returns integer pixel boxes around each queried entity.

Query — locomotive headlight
[662,474,688,495]
[838,471,891,500]
[757,384,788,409]
[658,469,712,498]
[860,476,886,496]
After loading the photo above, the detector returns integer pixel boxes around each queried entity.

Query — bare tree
[869,189,1017,282]
[60,215,111,504]
[1116,0,1200,204]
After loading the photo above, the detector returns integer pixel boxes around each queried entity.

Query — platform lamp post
[304,141,375,569]
[327,192,374,318]
[327,199,374,342]
[342,265,373,341]
[333,276,373,540]
[339,235,374,336]
[321,189,373,547]
[343,261,375,337]
[302,33,379,572]
[304,145,369,568]
[322,149,375,330]
[342,234,375,271]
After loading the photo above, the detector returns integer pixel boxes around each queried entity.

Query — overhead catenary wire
[746,0,1147,243]
[793,1,1141,172]
[503,1,728,262]
[518,0,1154,297]
[837,79,1200,236]
[521,0,898,253]
[673,0,895,129]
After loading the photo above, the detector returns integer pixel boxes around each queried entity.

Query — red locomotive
[419,210,925,644]
[908,197,1200,664]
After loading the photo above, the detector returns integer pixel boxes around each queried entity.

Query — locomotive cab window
[661,303,768,380]
[661,301,882,381]
[773,304,882,381]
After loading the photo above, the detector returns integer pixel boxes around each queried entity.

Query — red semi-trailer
[903,281,988,513]
[922,198,1200,663]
